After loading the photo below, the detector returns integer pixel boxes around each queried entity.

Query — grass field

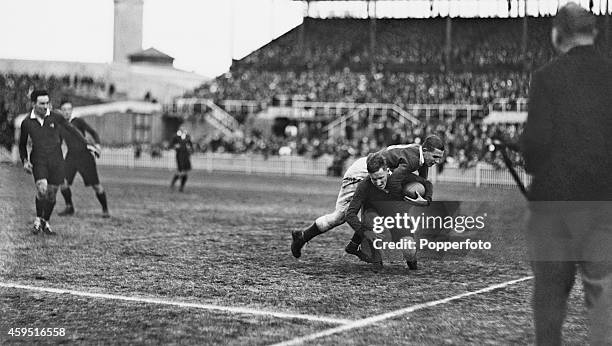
[0,164,589,345]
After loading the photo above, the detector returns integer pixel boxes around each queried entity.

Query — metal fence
[429,163,532,188]
[96,148,531,188]
[97,148,332,176]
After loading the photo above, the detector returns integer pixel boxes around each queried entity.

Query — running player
[56,99,109,218]
[19,90,89,234]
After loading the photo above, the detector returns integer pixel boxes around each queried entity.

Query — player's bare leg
[292,181,362,259]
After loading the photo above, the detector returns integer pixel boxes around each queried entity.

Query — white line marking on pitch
[270,276,534,346]
[0,282,351,325]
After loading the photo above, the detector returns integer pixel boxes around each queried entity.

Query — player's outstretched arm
[75,117,101,145]
[57,114,88,145]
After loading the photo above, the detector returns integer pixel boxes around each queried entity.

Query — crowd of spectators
[234,16,609,72]
[177,117,524,173]
[192,16,609,109]
[0,73,108,150]
[185,16,601,169]
[195,69,529,109]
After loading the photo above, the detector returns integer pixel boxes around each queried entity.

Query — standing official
[19,90,88,234]
[521,3,612,344]
[170,128,193,192]
[57,99,109,218]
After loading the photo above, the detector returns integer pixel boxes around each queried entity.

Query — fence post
[128,147,135,169]
[206,154,213,172]
[285,158,292,176]
[246,155,252,174]
[475,163,481,187]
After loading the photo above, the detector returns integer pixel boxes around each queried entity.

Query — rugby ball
[402,181,425,198]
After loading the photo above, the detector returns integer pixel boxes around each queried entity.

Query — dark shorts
[176,151,191,172]
[32,155,65,185]
[65,151,100,186]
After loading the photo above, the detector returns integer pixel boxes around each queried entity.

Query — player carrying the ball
[344,152,434,269]
[291,135,444,259]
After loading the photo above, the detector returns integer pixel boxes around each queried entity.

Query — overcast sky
[0,0,607,78]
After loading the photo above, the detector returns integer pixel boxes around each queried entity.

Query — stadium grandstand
[2,0,610,181]
[164,0,609,174]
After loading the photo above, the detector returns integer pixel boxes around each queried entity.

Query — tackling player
[291,135,444,259]
[56,99,109,218]
[345,153,433,269]
[19,90,89,234]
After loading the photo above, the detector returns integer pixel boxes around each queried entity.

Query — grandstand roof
[128,47,174,66]
[130,47,173,60]
[292,0,610,19]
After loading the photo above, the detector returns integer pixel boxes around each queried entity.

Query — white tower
[113,0,144,64]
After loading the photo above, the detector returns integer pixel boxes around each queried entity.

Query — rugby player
[345,153,433,269]
[56,99,109,218]
[291,135,444,259]
[19,90,89,234]
[170,128,193,192]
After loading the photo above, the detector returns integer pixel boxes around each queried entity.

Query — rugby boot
[58,205,75,216]
[32,217,43,234]
[291,223,322,258]
[344,241,372,263]
[406,260,418,270]
[291,230,306,258]
[42,221,56,236]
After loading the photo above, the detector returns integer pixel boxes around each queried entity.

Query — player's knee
[93,184,104,194]
[331,211,346,226]
[35,179,48,196]
[316,212,345,232]
[36,190,46,200]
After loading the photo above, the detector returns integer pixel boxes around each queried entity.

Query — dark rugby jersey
[379,144,428,179]
[19,110,86,163]
[345,165,432,235]
[345,166,433,235]
[62,117,101,154]
[171,134,193,155]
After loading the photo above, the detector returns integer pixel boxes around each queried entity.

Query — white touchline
[270,276,534,346]
[0,282,351,325]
